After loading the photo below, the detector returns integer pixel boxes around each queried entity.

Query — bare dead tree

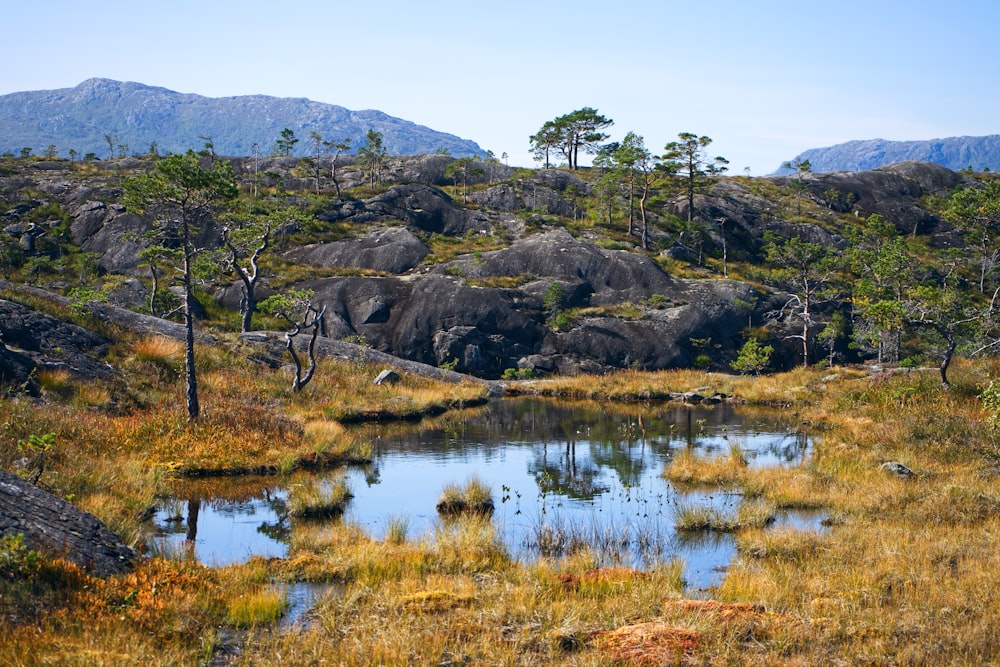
[261,289,327,392]
[284,302,327,392]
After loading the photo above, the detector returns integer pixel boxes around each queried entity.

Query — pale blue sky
[4,1,998,172]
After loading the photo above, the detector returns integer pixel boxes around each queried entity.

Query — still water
[149,398,820,590]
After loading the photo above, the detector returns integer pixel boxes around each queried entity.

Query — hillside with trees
[2,112,1000,391]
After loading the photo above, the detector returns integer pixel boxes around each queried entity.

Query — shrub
[731,338,773,375]
[502,367,536,380]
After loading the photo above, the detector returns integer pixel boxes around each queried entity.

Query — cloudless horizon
[4,1,999,173]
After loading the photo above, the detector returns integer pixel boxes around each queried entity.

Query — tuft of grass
[226,586,288,628]
[35,368,75,399]
[466,273,536,289]
[399,589,474,613]
[741,467,834,509]
[302,419,347,452]
[432,514,510,573]
[288,475,352,518]
[436,475,495,516]
[385,516,410,545]
[664,447,749,487]
[674,499,776,532]
[130,335,185,367]
[736,527,829,561]
[74,382,112,408]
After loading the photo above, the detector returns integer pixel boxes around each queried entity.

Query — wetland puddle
[148,398,822,590]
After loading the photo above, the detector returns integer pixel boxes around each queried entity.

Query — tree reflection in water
[147,398,817,586]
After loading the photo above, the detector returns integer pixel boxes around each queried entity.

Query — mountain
[774,135,1000,174]
[0,78,484,159]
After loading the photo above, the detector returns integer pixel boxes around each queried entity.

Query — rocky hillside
[775,135,1000,174]
[0,153,981,383]
[0,78,484,159]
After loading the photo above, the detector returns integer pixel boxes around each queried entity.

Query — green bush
[502,367,536,380]
[731,338,773,375]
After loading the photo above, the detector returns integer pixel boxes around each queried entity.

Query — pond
[147,398,821,590]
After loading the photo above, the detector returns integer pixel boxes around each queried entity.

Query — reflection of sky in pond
[148,398,822,590]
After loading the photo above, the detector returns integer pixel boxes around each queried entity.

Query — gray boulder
[319,183,492,236]
[552,278,764,371]
[305,274,546,378]
[104,277,150,310]
[79,212,152,273]
[466,170,588,218]
[0,299,115,381]
[374,369,401,385]
[469,182,582,218]
[880,461,916,478]
[283,226,429,274]
[70,200,115,245]
[0,342,36,395]
[880,161,967,195]
[437,229,675,305]
[782,165,962,238]
[0,470,136,576]
[297,241,778,377]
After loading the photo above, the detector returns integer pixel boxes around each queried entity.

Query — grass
[130,335,185,367]
[287,474,352,518]
[0,331,489,539]
[436,475,495,516]
[467,273,537,289]
[663,443,750,487]
[8,344,1000,663]
[505,364,865,405]
[226,586,288,627]
[385,516,410,545]
[673,498,776,532]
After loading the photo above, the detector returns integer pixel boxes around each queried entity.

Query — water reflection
[147,398,819,588]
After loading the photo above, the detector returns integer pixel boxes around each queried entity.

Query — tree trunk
[627,172,635,237]
[149,265,159,317]
[331,160,342,200]
[240,285,255,334]
[938,327,957,388]
[639,179,650,251]
[182,238,200,422]
[801,287,811,366]
[686,159,696,222]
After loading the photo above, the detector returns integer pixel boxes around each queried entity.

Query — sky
[4,1,999,173]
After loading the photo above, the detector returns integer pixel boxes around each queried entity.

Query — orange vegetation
[591,621,700,666]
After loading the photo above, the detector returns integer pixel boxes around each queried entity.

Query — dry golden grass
[9,343,1000,665]
[664,445,749,487]
[511,364,868,407]
[35,367,75,399]
[74,381,112,408]
[591,621,700,665]
[226,585,287,627]
[436,475,494,515]
[302,419,347,448]
[511,368,726,401]
[129,335,185,372]
[287,474,352,518]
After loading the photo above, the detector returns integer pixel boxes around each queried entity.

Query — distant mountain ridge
[0,78,484,158]
[775,135,1000,174]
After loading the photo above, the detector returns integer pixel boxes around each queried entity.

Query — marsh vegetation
[6,347,1000,664]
